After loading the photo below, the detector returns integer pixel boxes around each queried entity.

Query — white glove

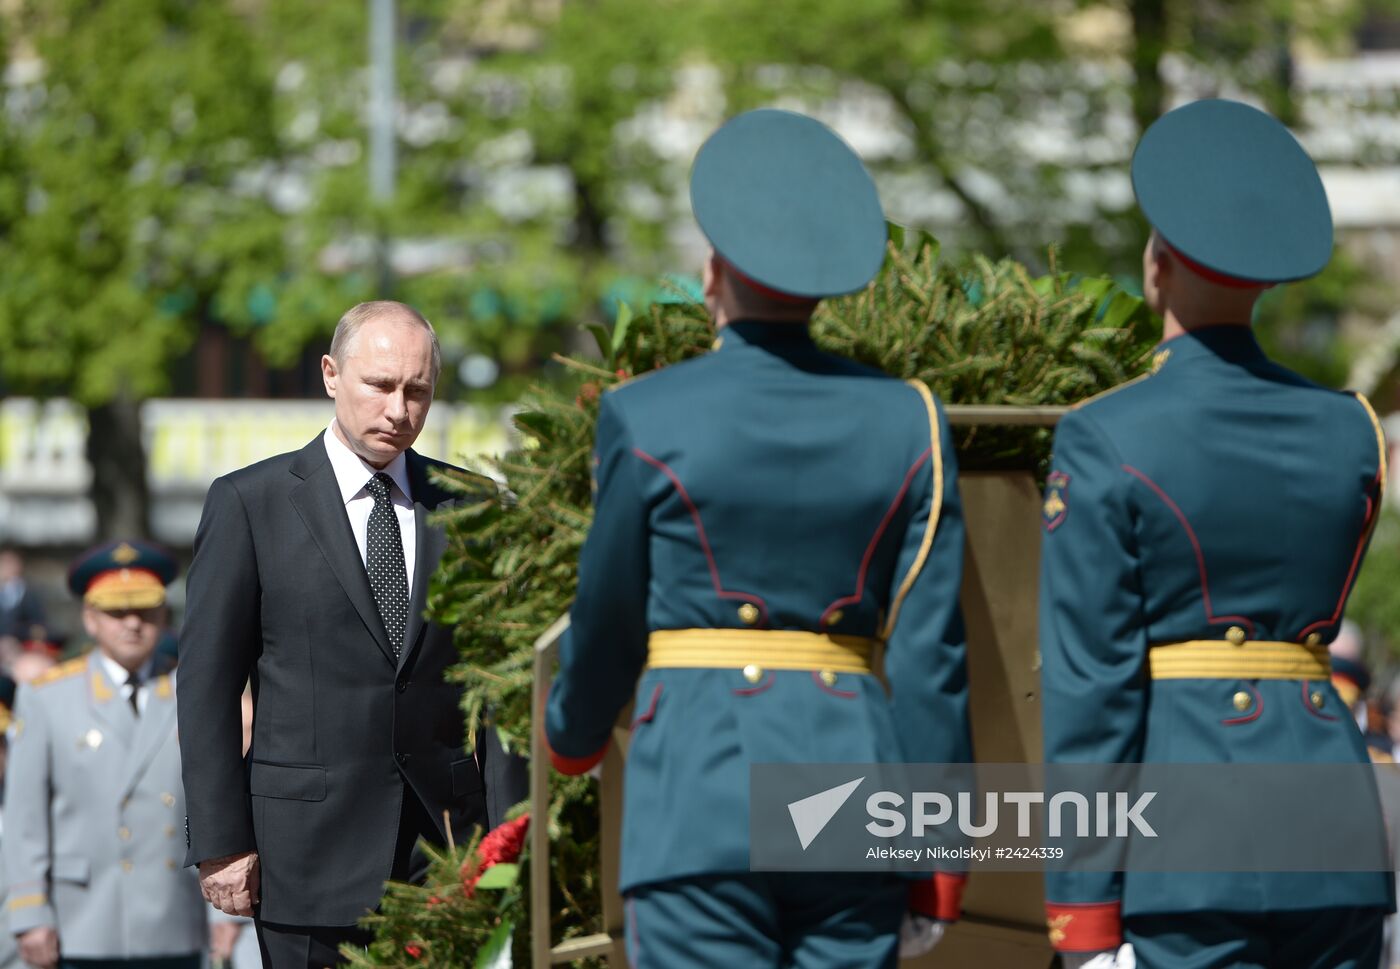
[898,913,945,959]
[1061,943,1135,969]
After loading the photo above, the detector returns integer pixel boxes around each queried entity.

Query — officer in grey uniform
[3,541,206,969]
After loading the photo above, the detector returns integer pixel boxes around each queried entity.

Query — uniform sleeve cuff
[1045,901,1122,952]
[908,872,966,922]
[7,892,54,935]
[539,687,609,776]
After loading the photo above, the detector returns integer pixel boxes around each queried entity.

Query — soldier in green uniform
[1040,98,1394,969]
[543,109,972,967]
[3,541,206,969]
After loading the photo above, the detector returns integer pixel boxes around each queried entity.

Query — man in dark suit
[177,300,523,969]
[0,547,47,645]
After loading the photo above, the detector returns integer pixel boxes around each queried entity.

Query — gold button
[121,861,133,873]
[164,825,176,839]
[1226,626,1246,646]
[160,793,175,808]
[1311,691,1326,709]
[820,670,838,687]
[742,664,764,684]
[1305,633,1322,647]
[738,604,760,626]
[166,859,177,870]
[1232,691,1252,712]
[827,609,844,627]
[118,827,131,841]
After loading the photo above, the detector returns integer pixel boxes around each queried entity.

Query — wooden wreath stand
[529,406,1065,968]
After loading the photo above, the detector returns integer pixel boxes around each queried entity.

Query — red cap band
[724,260,819,306]
[1165,243,1270,290]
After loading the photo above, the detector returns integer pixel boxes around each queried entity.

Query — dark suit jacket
[177,435,524,926]
[0,580,46,640]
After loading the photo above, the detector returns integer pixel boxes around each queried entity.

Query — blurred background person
[0,551,46,675]
[0,674,19,969]
[3,540,206,969]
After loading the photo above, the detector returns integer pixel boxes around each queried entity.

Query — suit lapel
[120,660,178,799]
[400,451,450,671]
[87,654,134,749]
[288,437,396,666]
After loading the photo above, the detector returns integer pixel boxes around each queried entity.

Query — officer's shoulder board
[1349,390,1387,491]
[30,655,87,689]
[1070,349,1170,412]
[605,366,664,397]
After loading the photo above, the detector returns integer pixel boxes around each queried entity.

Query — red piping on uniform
[633,448,770,625]
[732,672,775,696]
[1122,465,1256,638]
[1221,683,1263,726]
[1302,680,1339,722]
[821,449,932,626]
[629,684,663,734]
[811,669,858,699]
[1298,484,1382,641]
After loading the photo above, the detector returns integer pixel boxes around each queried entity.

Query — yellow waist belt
[646,629,877,673]
[1148,640,1332,681]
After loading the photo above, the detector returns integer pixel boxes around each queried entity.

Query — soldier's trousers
[624,872,906,969]
[1126,907,1386,969]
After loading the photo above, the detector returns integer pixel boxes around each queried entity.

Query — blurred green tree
[0,0,288,538]
[245,0,692,404]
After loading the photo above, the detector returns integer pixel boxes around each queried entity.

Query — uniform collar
[99,651,155,688]
[717,319,816,351]
[1157,324,1267,365]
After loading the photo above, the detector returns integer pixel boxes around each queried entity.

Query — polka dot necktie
[364,472,409,658]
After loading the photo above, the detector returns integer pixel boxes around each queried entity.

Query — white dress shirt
[100,652,157,716]
[322,421,417,597]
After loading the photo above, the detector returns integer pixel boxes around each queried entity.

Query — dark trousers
[255,786,437,969]
[625,872,906,969]
[1126,907,1387,969]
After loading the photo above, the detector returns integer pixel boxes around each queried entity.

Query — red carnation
[405,944,423,959]
[575,382,600,408]
[461,814,530,896]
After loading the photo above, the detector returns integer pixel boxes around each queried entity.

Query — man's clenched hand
[17,926,58,969]
[199,851,260,917]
